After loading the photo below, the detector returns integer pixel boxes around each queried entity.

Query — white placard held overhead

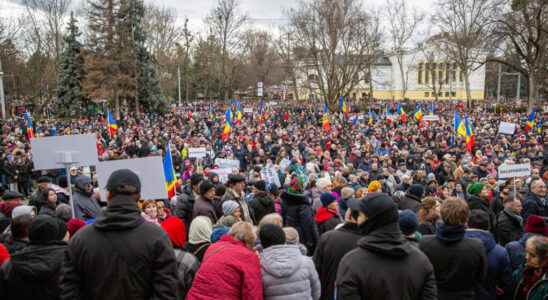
[209,168,235,183]
[96,156,168,200]
[423,115,440,121]
[188,147,207,159]
[31,134,99,170]
[215,158,240,170]
[243,107,253,113]
[498,163,531,179]
[261,166,281,187]
[498,122,516,135]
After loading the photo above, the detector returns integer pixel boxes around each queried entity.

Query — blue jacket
[465,229,512,300]
[505,233,541,272]
[522,193,547,221]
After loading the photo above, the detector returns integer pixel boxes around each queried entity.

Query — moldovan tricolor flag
[163,143,177,199]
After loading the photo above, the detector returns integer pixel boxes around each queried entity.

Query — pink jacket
[186,235,263,300]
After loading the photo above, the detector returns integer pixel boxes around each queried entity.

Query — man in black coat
[336,193,437,300]
[495,193,524,246]
[313,198,364,300]
[522,179,547,221]
[419,198,487,300]
[248,180,275,225]
[0,215,68,300]
[398,184,424,213]
[174,173,203,227]
[61,169,178,300]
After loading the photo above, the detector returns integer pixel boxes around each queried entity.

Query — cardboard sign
[209,168,236,183]
[188,147,207,159]
[31,134,99,170]
[423,115,440,121]
[261,166,281,187]
[96,156,168,200]
[498,122,516,135]
[498,163,531,179]
[243,107,253,113]
[215,158,240,170]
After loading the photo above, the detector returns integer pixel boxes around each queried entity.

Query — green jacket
[513,268,548,300]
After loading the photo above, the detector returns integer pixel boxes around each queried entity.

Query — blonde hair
[229,222,256,249]
[283,227,299,244]
[440,197,470,225]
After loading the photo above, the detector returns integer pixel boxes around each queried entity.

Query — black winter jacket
[336,223,437,300]
[248,191,275,224]
[398,194,422,213]
[313,222,362,300]
[60,194,178,300]
[419,224,487,300]
[174,185,196,227]
[495,209,524,246]
[281,191,319,255]
[0,242,67,300]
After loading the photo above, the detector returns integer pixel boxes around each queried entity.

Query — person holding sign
[61,169,178,300]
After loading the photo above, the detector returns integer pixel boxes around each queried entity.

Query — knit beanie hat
[29,215,60,245]
[287,177,305,196]
[341,187,355,200]
[259,223,286,249]
[190,173,204,187]
[199,180,216,196]
[399,209,419,235]
[211,225,230,243]
[222,200,240,216]
[320,192,337,207]
[467,182,484,196]
[316,177,332,190]
[368,180,382,192]
[254,180,267,192]
[525,215,548,235]
[67,218,86,237]
[468,209,490,231]
[407,184,425,199]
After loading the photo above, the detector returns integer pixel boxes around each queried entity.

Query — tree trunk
[528,72,536,111]
[398,55,406,100]
[464,71,472,109]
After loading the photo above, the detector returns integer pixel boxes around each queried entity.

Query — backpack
[174,249,200,300]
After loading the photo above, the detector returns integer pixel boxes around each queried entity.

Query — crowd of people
[0,99,546,300]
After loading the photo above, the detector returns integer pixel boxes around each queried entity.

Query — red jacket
[186,235,263,300]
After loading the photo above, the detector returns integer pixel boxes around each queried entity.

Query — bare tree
[206,0,248,100]
[492,0,547,109]
[289,0,381,108]
[181,18,193,102]
[142,4,183,60]
[276,26,301,101]
[385,0,424,99]
[433,0,500,107]
[22,0,72,60]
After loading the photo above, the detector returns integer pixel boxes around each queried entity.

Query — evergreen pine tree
[56,12,86,117]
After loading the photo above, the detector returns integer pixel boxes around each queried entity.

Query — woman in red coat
[186,221,263,300]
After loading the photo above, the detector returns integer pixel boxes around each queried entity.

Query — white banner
[423,115,440,121]
[498,122,516,135]
[261,166,281,187]
[215,158,240,170]
[498,163,531,179]
[188,147,207,159]
[209,168,235,184]
[243,107,253,113]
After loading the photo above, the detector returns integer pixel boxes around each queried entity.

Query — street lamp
[0,59,5,119]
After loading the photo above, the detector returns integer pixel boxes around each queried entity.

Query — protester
[420,197,488,299]
[66,218,86,238]
[505,215,548,272]
[182,216,213,261]
[399,184,425,212]
[72,176,101,221]
[336,193,437,300]
[193,180,218,223]
[248,180,276,224]
[399,209,422,247]
[467,181,497,233]
[523,179,547,220]
[175,173,203,227]
[29,176,51,212]
[283,226,307,255]
[1,214,32,254]
[495,191,524,246]
[315,192,341,235]
[141,199,160,225]
[465,209,512,300]
[217,200,242,225]
[186,221,263,300]
[259,223,321,300]
[512,235,548,300]
[38,189,58,217]
[0,215,68,300]
[417,196,441,235]
[313,197,365,300]
[161,216,199,300]
[222,174,254,223]
[61,169,178,300]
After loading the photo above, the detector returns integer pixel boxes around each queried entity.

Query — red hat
[525,215,548,236]
[0,243,10,265]
[67,218,86,237]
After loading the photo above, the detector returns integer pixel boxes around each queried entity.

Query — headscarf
[188,216,213,244]
[161,216,187,249]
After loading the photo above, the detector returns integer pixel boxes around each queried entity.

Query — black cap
[2,191,24,201]
[190,173,204,187]
[106,169,141,194]
[37,176,52,184]
[29,215,61,244]
[199,180,216,196]
[228,174,245,185]
[350,192,397,218]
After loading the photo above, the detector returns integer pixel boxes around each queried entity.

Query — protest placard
[498,163,531,179]
[423,115,440,121]
[215,158,240,170]
[188,147,207,159]
[31,134,99,170]
[209,168,236,183]
[498,122,516,135]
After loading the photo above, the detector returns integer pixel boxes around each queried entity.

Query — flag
[397,104,407,123]
[163,143,177,199]
[322,102,330,132]
[525,111,536,132]
[222,108,232,141]
[368,108,374,125]
[537,118,542,134]
[457,114,467,138]
[339,96,348,114]
[23,112,34,139]
[451,112,461,146]
[464,115,474,153]
[414,105,423,123]
[107,111,118,137]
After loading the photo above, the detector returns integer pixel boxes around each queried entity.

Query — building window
[425,63,430,84]
[452,63,457,81]
[445,63,450,84]
[451,91,456,97]
[445,92,450,97]
[424,92,429,97]
[418,63,423,84]
[439,69,444,84]
[438,92,443,96]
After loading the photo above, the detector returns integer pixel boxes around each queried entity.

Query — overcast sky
[1,0,436,34]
